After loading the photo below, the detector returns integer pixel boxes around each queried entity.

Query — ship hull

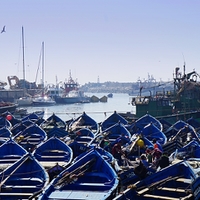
[54,96,90,104]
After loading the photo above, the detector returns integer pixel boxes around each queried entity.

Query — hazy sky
[0,1,200,86]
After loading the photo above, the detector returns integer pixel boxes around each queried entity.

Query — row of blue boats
[0,110,200,199]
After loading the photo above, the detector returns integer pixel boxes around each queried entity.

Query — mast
[42,41,44,96]
[22,26,26,93]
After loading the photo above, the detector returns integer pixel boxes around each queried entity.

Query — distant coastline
[81,80,173,95]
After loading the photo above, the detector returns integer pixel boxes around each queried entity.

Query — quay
[0,89,39,102]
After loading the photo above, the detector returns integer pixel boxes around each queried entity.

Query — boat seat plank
[0,159,19,162]
[3,185,39,189]
[43,150,67,153]
[176,178,192,184]
[77,182,106,186]
[143,194,181,200]
[15,177,44,183]
[0,193,33,196]
[137,188,149,195]
[40,155,67,159]
[157,187,190,193]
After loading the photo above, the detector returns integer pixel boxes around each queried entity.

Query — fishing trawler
[122,64,200,123]
[53,72,90,104]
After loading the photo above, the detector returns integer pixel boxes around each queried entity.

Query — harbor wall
[0,89,39,102]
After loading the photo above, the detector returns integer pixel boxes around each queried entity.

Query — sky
[0,0,200,87]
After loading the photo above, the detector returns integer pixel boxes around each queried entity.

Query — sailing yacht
[32,42,56,106]
[16,26,33,106]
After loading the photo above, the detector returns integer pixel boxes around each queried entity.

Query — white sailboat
[32,42,56,106]
[16,26,33,106]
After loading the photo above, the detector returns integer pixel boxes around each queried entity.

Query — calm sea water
[25,93,135,123]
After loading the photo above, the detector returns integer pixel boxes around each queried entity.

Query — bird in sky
[1,26,6,33]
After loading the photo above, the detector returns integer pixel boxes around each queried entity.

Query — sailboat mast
[22,26,26,91]
[42,41,44,96]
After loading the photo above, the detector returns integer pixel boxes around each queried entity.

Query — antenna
[182,53,186,76]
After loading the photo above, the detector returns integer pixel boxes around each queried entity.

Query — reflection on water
[25,93,135,123]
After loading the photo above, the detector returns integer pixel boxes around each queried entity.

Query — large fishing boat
[122,64,200,123]
[53,72,90,104]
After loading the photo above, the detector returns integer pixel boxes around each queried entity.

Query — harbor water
[24,93,135,123]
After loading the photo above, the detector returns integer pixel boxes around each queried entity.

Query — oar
[129,136,140,153]
[59,164,92,188]
[55,158,95,187]
[54,157,96,187]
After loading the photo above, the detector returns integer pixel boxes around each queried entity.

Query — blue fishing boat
[170,124,200,144]
[0,153,49,199]
[170,140,200,160]
[164,120,188,140]
[114,160,197,200]
[138,122,167,145]
[71,127,95,144]
[72,146,116,168]
[101,111,128,131]
[40,113,67,134]
[191,176,200,200]
[92,121,131,149]
[133,114,163,133]
[68,140,90,159]
[13,123,47,151]
[161,121,195,154]
[0,138,27,169]
[33,136,73,168]
[66,128,95,159]
[45,126,69,139]
[21,111,45,125]
[11,119,34,136]
[38,149,119,200]
[159,118,173,132]
[69,111,100,134]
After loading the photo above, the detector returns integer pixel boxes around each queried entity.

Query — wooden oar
[59,165,92,188]
[129,136,140,153]
[54,157,96,187]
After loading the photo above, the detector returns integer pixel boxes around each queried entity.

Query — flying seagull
[1,26,6,33]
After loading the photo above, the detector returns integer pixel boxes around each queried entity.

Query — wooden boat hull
[191,176,200,200]
[69,112,99,134]
[0,103,17,114]
[101,111,128,131]
[114,160,197,200]
[0,138,27,169]
[33,137,73,168]
[38,149,119,200]
[0,153,49,198]
[55,95,90,104]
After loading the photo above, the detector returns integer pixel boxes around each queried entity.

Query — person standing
[158,152,170,169]
[112,139,124,166]
[153,138,163,152]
